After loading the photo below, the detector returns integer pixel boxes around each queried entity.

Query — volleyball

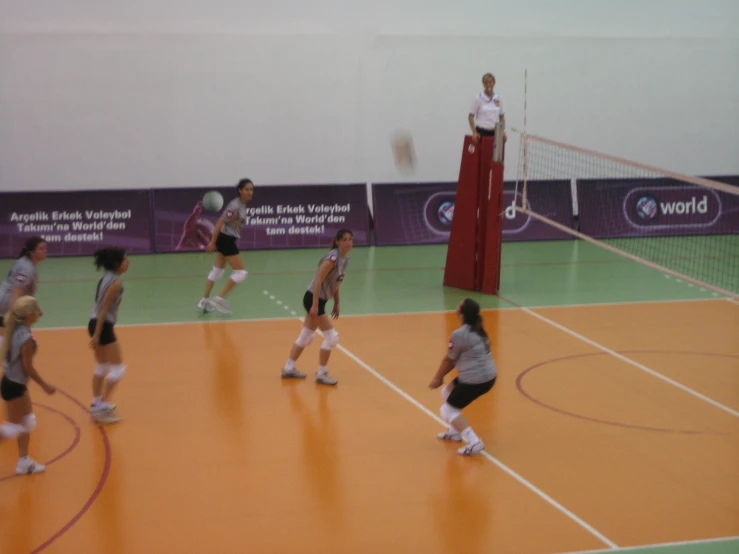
[202,190,224,212]
[391,130,416,173]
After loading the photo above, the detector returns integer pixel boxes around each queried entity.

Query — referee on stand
[468,72,506,143]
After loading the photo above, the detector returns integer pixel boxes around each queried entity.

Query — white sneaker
[197,298,214,313]
[211,297,231,314]
[90,403,123,424]
[316,372,338,386]
[437,429,463,442]
[281,367,307,379]
[16,457,46,475]
[458,441,484,456]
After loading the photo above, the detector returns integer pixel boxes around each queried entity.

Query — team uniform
[303,248,349,315]
[88,271,124,346]
[469,91,504,136]
[216,197,248,256]
[1,323,45,474]
[438,323,497,455]
[1,325,35,402]
[446,324,497,407]
[0,257,38,328]
[281,247,349,385]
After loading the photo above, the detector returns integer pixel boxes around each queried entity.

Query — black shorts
[88,319,117,346]
[303,291,327,316]
[446,376,496,409]
[475,126,496,137]
[1,375,27,401]
[216,233,239,257]
[0,314,4,327]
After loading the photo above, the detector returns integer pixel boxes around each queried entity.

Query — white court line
[522,307,739,418]
[262,290,619,550]
[554,535,739,554]
[32,296,726,332]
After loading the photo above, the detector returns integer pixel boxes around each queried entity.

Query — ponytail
[0,296,40,362]
[459,298,488,341]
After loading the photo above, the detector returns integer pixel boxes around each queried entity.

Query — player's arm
[7,286,24,309]
[311,259,335,310]
[429,336,461,388]
[21,340,55,394]
[90,281,122,346]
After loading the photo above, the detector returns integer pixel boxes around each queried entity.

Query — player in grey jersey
[198,178,255,315]
[428,298,497,456]
[0,237,47,349]
[1,295,56,474]
[87,247,129,424]
[281,228,354,386]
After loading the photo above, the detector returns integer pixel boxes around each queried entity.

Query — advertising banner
[577,177,739,238]
[0,189,153,259]
[151,184,370,252]
[372,180,574,246]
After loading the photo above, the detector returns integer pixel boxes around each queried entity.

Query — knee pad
[230,269,248,283]
[295,327,315,348]
[106,364,126,383]
[440,381,454,402]
[21,413,37,433]
[440,403,461,424]
[0,422,24,439]
[93,363,110,378]
[207,266,225,282]
[321,328,339,350]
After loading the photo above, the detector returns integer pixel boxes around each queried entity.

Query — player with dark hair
[197,178,255,314]
[281,228,354,386]
[428,298,497,456]
[87,246,129,423]
[0,236,47,348]
[1,295,56,474]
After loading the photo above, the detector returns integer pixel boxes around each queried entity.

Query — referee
[468,72,506,143]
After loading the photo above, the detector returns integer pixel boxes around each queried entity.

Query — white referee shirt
[469,91,504,130]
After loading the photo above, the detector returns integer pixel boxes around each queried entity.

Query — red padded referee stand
[443,134,504,294]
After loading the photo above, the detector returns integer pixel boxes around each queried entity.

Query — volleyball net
[512,133,739,298]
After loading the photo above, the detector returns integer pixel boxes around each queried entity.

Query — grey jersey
[89,271,124,324]
[3,324,35,385]
[306,249,349,301]
[219,197,247,239]
[0,257,38,314]
[447,324,497,384]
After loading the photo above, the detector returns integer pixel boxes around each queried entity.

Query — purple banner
[371,180,574,246]
[577,177,739,238]
[152,184,370,252]
[0,189,153,259]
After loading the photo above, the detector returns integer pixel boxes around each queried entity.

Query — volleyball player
[88,247,129,423]
[0,237,47,349]
[468,72,506,143]
[281,228,354,386]
[197,178,255,314]
[428,298,497,456]
[1,295,56,474]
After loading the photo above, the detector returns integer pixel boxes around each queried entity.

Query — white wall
[1,0,737,191]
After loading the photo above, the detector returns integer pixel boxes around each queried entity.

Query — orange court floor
[0,243,738,554]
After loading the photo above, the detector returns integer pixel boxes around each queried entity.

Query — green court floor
[1,240,732,331]
[1,239,737,554]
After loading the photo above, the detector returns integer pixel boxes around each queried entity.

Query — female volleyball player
[468,72,506,143]
[1,295,56,474]
[428,298,497,456]
[197,178,255,315]
[88,247,129,423]
[281,228,354,386]
[0,237,47,347]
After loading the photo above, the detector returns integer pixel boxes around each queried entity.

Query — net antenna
[510,128,739,299]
